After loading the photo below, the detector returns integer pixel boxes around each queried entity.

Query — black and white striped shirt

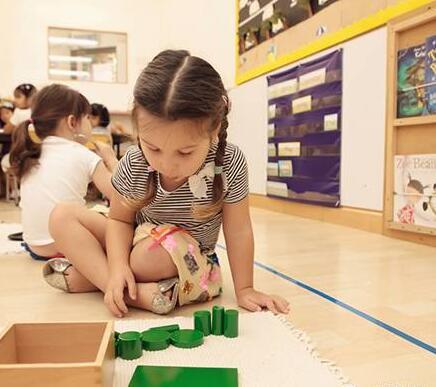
[111,142,249,254]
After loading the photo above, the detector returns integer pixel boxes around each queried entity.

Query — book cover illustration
[394,154,436,228]
[397,44,426,118]
[425,35,436,115]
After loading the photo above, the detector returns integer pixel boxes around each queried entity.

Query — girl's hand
[110,121,127,135]
[94,141,118,172]
[94,141,115,158]
[236,287,290,315]
[104,264,137,318]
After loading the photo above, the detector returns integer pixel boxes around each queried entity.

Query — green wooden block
[149,324,180,333]
[212,305,225,335]
[170,329,204,349]
[118,331,142,360]
[224,309,239,338]
[193,310,211,336]
[141,330,171,351]
[128,365,238,387]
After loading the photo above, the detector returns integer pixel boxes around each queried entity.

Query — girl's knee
[129,244,141,272]
[130,239,151,272]
[49,202,82,236]
[130,238,177,280]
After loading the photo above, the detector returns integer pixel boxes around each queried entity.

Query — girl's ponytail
[9,84,90,180]
[10,119,42,179]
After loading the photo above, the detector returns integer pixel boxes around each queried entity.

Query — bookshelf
[383,2,436,247]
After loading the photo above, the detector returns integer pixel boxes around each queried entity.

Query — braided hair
[131,50,230,218]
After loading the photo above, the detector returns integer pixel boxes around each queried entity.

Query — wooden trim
[384,226,436,247]
[383,21,398,234]
[95,321,113,365]
[388,222,436,236]
[393,115,436,126]
[249,194,383,234]
[392,2,436,31]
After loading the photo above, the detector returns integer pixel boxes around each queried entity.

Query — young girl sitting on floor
[47,50,290,316]
[10,84,117,261]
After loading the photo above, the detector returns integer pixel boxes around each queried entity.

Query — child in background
[0,100,15,198]
[0,100,15,158]
[2,84,37,174]
[90,103,113,146]
[0,100,15,129]
[9,84,118,261]
[47,50,290,317]
[3,84,36,135]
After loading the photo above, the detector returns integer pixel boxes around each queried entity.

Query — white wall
[160,0,236,89]
[0,0,163,111]
[341,28,387,211]
[0,0,235,106]
[0,2,15,96]
[229,28,387,211]
[228,76,268,194]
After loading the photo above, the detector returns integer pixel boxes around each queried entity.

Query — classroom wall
[159,0,236,89]
[0,0,388,211]
[0,0,163,111]
[0,4,15,94]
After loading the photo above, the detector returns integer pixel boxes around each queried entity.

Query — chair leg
[13,175,20,206]
[5,173,19,204]
[5,173,10,201]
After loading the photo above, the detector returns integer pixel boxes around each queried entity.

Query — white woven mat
[0,223,24,255]
[115,312,353,387]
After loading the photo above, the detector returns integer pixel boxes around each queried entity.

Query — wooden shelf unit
[383,2,436,247]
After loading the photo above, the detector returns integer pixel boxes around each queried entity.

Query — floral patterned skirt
[133,223,223,306]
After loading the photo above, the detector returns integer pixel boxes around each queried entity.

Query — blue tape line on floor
[216,243,436,355]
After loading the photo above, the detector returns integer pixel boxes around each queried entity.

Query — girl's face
[89,114,100,128]
[14,93,29,109]
[0,108,13,123]
[79,114,92,141]
[67,114,92,143]
[136,108,217,183]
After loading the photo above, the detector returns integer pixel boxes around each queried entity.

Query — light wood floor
[0,200,435,386]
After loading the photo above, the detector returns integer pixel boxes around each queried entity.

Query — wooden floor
[0,200,435,386]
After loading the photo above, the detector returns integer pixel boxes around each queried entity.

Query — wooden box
[0,322,114,387]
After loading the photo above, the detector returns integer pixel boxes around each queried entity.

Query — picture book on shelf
[397,34,436,117]
[394,154,436,228]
